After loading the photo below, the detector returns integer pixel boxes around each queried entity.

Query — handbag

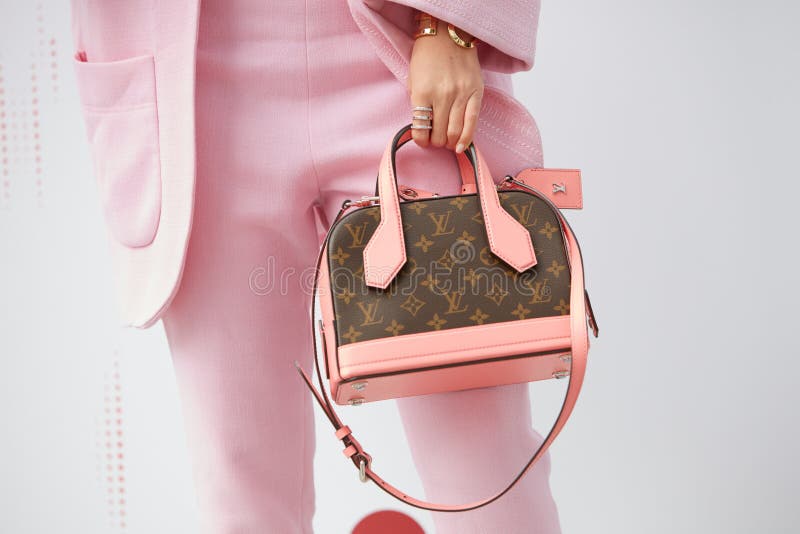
[295,123,599,511]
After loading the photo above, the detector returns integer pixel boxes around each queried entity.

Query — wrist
[413,10,477,49]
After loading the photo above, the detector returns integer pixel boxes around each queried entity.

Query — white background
[1,1,798,533]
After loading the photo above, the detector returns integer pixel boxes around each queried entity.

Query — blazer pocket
[72,50,161,248]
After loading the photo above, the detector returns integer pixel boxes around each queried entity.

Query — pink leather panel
[316,250,345,387]
[337,315,571,379]
[473,144,537,271]
[362,138,407,289]
[515,168,583,209]
[333,351,570,405]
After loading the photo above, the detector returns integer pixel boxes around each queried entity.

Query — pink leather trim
[333,350,569,404]
[363,128,536,288]
[515,168,583,209]
[337,316,571,379]
[456,146,477,187]
[363,136,407,289]
[397,184,437,200]
[472,143,537,271]
[316,251,345,387]
[398,183,475,199]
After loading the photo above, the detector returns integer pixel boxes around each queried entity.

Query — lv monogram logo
[442,291,469,315]
[429,211,455,236]
[344,222,369,248]
[356,301,384,326]
[528,279,553,304]
[509,201,537,227]
[329,191,573,344]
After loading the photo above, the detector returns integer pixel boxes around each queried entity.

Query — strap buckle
[359,458,367,483]
[335,425,372,483]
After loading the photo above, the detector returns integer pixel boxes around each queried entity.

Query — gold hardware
[447,23,476,49]
[413,11,438,38]
[349,397,365,406]
[343,196,380,209]
[553,370,569,379]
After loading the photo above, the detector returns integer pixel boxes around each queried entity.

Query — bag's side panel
[317,250,345,399]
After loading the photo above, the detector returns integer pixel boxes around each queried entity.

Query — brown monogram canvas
[326,190,571,346]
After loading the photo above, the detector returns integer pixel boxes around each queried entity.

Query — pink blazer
[69,0,544,328]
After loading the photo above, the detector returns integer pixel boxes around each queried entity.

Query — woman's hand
[408,22,483,153]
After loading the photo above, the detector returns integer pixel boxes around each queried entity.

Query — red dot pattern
[32,1,46,204]
[30,59,42,205]
[36,3,59,96]
[95,357,128,531]
[0,2,61,209]
[0,62,7,207]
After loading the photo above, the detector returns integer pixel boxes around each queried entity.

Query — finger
[446,96,467,151]
[410,102,433,147]
[456,90,482,153]
[429,93,453,148]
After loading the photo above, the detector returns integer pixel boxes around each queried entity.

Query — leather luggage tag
[514,168,583,209]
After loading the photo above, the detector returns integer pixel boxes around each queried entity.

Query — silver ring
[412,105,433,111]
[410,124,433,129]
[412,114,432,121]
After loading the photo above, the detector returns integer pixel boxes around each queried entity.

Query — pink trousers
[160,1,560,532]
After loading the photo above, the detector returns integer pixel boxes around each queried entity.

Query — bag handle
[375,132,479,196]
[294,177,598,512]
[362,124,538,290]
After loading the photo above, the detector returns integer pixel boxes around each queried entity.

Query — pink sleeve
[348,0,541,76]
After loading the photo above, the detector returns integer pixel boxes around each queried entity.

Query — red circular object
[352,510,425,534]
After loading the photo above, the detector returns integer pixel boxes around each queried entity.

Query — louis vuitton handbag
[295,123,599,511]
